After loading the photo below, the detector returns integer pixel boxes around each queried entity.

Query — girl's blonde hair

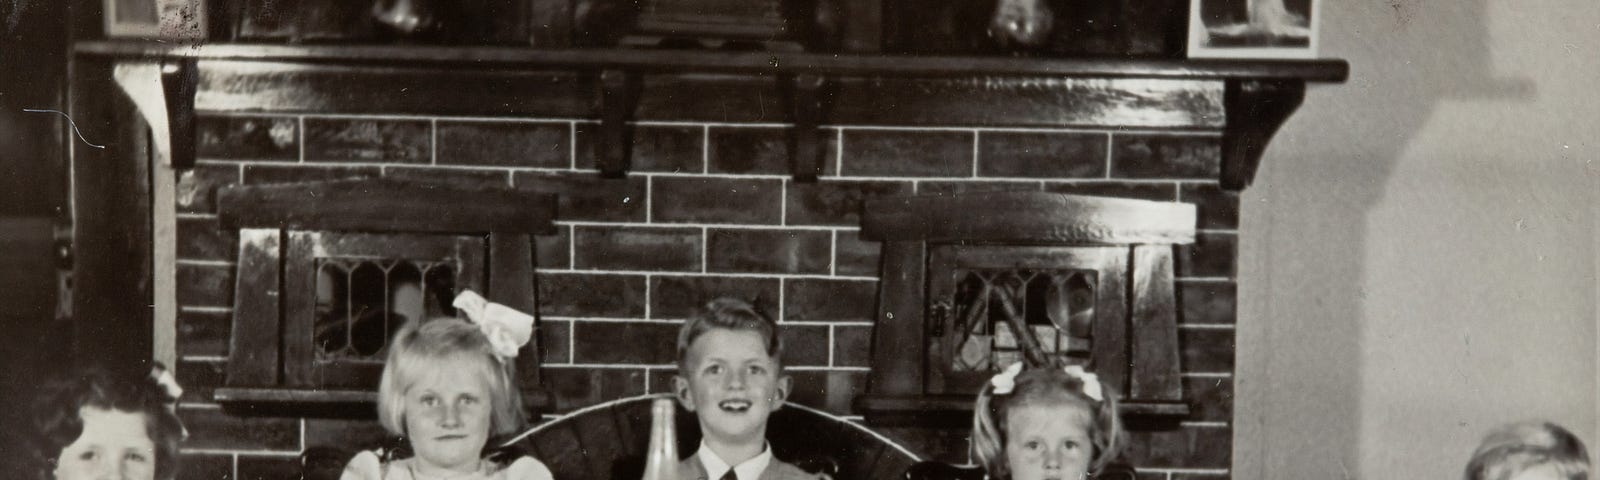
[377,317,525,441]
[1464,421,1590,480]
[971,365,1124,478]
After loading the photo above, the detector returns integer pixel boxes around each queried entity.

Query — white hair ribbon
[452,290,534,360]
[1063,364,1104,402]
[988,362,1104,402]
[149,364,184,401]
[149,364,190,439]
[989,361,1025,395]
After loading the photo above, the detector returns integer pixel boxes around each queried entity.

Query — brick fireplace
[63,44,1342,480]
[171,119,1234,479]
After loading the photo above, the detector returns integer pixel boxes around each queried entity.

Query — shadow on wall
[1237,0,1534,477]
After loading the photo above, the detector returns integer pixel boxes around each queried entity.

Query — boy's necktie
[719,471,738,480]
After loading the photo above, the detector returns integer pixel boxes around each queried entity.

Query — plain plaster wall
[1236,0,1600,478]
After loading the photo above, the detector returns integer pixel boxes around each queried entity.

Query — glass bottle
[642,398,681,480]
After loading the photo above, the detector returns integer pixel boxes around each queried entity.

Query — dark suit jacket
[676,456,827,480]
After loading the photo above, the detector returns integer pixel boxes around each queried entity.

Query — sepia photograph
[0,1,1595,479]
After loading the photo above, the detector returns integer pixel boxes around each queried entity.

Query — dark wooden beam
[783,73,831,182]
[595,69,640,178]
[862,192,1197,244]
[68,58,154,373]
[159,58,198,169]
[1221,79,1306,190]
[75,41,1350,81]
[217,179,557,234]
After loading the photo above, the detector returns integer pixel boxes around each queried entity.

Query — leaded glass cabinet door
[283,231,486,389]
[924,245,1128,396]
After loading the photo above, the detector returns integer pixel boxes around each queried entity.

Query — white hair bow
[988,362,1104,402]
[452,290,534,360]
[989,362,1025,395]
[150,364,184,401]
[1062,364,1103,402]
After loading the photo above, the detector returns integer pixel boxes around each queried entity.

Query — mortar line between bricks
[645,177,655,222]
[833,128,844,175]
[195,157,301,164]
[554,221,860,232]
[777,278,786,321]
[700,228,708,273]
[832,175,1221,184]
[286,162,518,172]
[430,118,438,165]
[827,325,836,367]
[178,305,233,313]
[176,259,235,267]
[643,274,653,319]
[175,212,220,220]
[296,116,306,163]
[231,454,239,480]
[829,230,838,276]
[780,179,788,225]
[971,130,980,178]
[181,448,301,457]
[1174,277,1235,283]
[838,124,1223,135]
[1178,324,1236,330]
[629,120,791,128]
[1140,468,1231,475]
[566,225,575,269]
[1103,132,1114,178]
[1180,421,1230,428]
[544,316,682,323]
[434,115,585,124]
[567,121,578,170]
[181,355,229,362]
[178,403,223,410]
[535,269,878,281]
[701,125,710,174]
[1196,228,1239,234]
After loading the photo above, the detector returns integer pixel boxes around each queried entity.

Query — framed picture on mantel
[105,0,207,39]
[1187,0,1318,59]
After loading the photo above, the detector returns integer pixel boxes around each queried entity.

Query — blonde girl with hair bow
[971,362,1125,480]
[341,291,554,480]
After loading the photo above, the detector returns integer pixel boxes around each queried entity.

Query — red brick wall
[172,113,1238,479]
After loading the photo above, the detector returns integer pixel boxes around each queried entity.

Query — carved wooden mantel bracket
[1222,79,1307,191]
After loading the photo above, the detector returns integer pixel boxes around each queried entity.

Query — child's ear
[673,375,696,411]
[770,374,792,411]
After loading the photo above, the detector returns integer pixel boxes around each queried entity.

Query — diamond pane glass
[948,268,1097,373]
[313,258,458,362]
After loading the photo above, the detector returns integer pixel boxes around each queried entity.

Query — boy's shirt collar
[695,440,773,480]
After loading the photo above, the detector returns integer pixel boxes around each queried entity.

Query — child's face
[404,361,493,474]
[675,328,791,445]
[1004,402,1094,480]
[1508,464,1565,480]
[54,407,157,480]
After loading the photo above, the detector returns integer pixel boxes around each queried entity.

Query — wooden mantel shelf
[80,40,1346,189]
[76,40,1348,81]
